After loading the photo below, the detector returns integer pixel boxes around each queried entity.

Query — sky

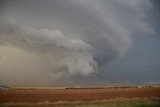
[0,0,160,86]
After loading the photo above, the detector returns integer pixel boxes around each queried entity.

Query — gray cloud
[0,0,156,86]
[0,19,98,78]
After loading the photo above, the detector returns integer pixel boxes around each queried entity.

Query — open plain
[0,87,160,107]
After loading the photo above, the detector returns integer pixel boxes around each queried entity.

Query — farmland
[0,87,160,107]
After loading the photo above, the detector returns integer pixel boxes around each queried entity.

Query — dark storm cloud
[0,0,157,86]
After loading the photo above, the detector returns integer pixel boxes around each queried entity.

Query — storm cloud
[0,0,157,86]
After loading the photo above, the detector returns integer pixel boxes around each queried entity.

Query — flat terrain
[0,87,160,107]
[0,87,160,103]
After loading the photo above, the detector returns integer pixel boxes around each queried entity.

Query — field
[0,87,160,107]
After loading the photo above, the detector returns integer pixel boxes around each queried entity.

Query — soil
[0,87,160,103]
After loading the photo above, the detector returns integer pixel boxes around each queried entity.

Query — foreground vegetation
[1,98,160,107]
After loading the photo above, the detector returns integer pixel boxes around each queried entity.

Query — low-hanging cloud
[0,19,98,77]
[0,0,155,86]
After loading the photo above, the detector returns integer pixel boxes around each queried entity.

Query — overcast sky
[0,0,160,86]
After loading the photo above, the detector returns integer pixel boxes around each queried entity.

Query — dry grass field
[0,87,160,107]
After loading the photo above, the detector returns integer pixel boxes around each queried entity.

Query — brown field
[0,87,160,103]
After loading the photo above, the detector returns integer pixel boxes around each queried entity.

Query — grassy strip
[0,98,160,107]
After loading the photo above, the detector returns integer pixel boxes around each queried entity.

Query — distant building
[137,86,143,88]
